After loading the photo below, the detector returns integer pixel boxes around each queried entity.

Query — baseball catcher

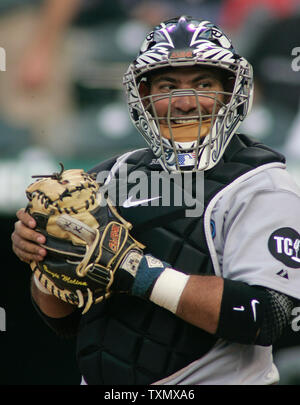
[12,15,300,385]
[25,163,145,314]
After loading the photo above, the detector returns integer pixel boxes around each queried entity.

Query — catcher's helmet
[123,16,254,172]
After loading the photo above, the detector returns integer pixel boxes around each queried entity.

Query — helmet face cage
[123,16,254,172]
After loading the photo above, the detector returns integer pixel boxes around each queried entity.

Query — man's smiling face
[149,66,225,121]
[139,66,228,142]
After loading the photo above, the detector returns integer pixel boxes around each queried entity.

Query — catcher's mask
[123,16,254,172]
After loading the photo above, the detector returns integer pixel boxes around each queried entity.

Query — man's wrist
[149,268,190,314]
[132,254,190,313]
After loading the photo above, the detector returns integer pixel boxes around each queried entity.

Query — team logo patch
[169,49,193,59]
[210,220,216,239]
[178,152,196,166]
[268,227,300,268]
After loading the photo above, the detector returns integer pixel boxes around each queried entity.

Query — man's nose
[172,92,198,113]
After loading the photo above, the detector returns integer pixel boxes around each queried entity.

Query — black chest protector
[77,135,285,385]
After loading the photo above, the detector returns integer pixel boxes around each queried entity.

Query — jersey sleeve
[31,296,82,338]
[214,167,300,300]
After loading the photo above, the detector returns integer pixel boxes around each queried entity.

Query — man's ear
[138,81,151,108]
[139,81,150,98]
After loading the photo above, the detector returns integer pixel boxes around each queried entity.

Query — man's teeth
[174,119,198,124]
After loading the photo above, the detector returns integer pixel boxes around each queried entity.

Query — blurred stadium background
[0,0,300,385]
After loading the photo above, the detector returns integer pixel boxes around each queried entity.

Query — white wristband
[33,274,51,295]
[149,268,189,314]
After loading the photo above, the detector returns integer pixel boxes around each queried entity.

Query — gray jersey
[154,162,300,385]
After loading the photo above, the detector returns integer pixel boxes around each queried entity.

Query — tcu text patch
[268,227,300,268]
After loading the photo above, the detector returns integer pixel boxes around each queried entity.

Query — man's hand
[11,208,47,263]
[12,208,75,318]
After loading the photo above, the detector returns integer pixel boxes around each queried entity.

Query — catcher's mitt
[25,164,145,313]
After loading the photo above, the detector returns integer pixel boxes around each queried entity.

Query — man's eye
[159,84,175,91]
[197,82,211,89]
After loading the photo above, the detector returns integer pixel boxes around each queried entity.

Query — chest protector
[77,135,285,385]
